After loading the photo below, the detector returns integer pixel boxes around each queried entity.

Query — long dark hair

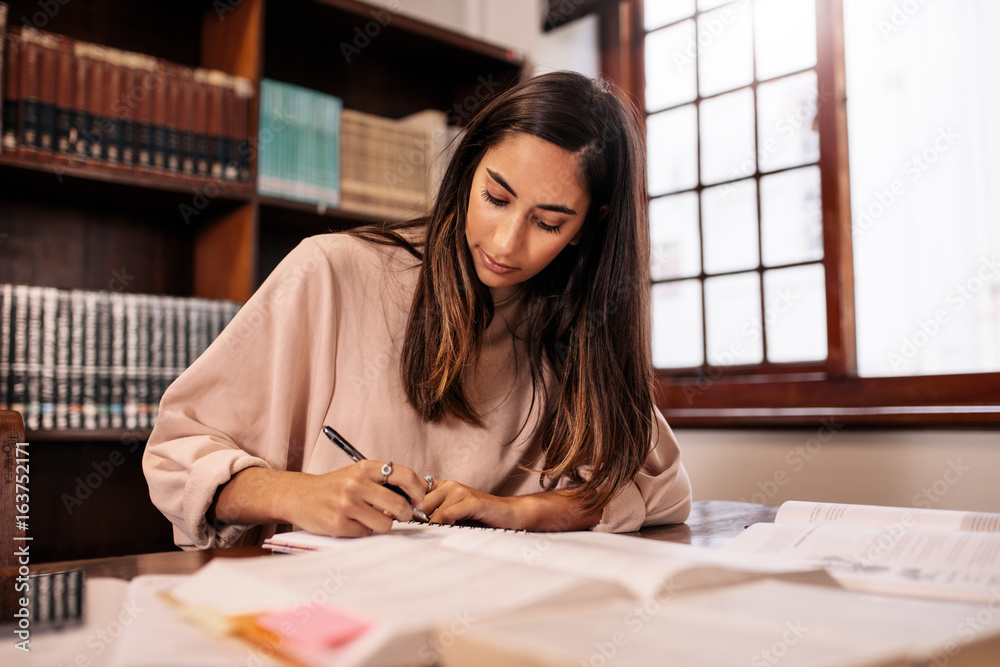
[350,71,653,512]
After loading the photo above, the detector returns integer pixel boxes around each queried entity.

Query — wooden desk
[2,500,776,582]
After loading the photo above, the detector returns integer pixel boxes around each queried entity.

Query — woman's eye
[481,189,506,207]
[535,219,560,234]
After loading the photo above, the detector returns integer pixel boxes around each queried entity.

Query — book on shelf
[339,106,449,221]
[1,5,15,153]
[257,76,453,220]
[97,522,1000,667]
[0,284,241,432]
[257,78,343,210]
[722,500,1000,603]
[0,1,6,151]
[0,25,252,185]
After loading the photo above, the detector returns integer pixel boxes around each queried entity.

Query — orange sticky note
[256,604,370,650]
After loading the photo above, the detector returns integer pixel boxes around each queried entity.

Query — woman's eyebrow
[486,168,577,215]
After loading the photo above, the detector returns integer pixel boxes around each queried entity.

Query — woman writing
[143,71,691,549]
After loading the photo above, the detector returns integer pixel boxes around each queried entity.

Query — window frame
[611,0,1000,427]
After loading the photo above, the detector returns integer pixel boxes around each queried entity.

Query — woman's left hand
[423,480,602,532]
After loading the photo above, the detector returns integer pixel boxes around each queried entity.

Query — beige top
[143,234,692,549]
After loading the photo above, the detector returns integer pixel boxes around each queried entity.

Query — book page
[266,525,833,601]
[433,528,834,600]
[723,523,1000,602]
[168,534,629,667]
[440,579,1000,667]
[775,501,1000,532]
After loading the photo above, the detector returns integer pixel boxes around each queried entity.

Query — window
[646,0,826,372]
[641,0,1000,425]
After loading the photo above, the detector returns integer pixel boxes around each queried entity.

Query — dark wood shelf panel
[257,194,394,226]
[0,153,254,205]
[264,0,523,120]
[255,195,405,287]
[3,0,211,66]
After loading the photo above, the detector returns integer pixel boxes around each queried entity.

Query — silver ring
[424,475,434,492]
[381,461,393,485]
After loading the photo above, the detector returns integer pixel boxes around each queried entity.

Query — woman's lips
[479,248,518,275]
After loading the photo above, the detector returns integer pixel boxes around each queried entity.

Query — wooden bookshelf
[0,0,523,560]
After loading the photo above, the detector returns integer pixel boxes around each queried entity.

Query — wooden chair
[1,410,27,568]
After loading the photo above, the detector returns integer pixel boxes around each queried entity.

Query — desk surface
[10,500,777,581]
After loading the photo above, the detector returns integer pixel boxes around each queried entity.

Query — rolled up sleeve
[143,237,342,549]
[595,407,692,533]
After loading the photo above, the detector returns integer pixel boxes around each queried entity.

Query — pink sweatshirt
[143,234,691,549]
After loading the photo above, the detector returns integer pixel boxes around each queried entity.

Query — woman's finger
[366,461,430,510]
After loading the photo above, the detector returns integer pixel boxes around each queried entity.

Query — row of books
[257,79,342,209]
[0,284,241,432]
[258,77,459,220]
[340,107,459,221]
[0,21,253,184]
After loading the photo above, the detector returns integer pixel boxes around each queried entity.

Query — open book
[723,500,1000,602]
[160,524,832,667]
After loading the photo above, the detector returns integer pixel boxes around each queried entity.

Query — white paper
[441,579,1000,667]
[723,523,1000,602]
[775,500,1000,533]
[168,534,628,666]
[434,528,833,600]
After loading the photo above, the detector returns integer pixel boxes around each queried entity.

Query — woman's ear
[571,205,609,246]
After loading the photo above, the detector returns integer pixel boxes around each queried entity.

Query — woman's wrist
[516,490,602,532]
[212,467,300,526]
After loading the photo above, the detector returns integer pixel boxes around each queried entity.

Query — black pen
[322,425,430,523]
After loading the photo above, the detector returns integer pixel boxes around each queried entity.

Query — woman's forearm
[210,467,298,525]
[517,490,603,531]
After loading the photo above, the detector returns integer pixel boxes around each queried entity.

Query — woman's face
[465,132,590,300]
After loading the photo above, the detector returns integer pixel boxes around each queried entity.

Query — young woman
[143,71,691,549]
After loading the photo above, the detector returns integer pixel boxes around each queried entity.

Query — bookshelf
[0,0,523,560]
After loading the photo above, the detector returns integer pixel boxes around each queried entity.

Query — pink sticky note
[256,603,371,650]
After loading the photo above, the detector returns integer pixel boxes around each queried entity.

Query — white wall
[371,0,599,77]
[678,428,1000,513]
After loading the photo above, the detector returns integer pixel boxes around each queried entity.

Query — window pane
[648,105,699,196]
[697,0,732,11]
[698,3,754,97]
[755,0,817,81]
[700,87,756,185]
[653,280,704,368]
[645,0,695,31]
[757,70,820,173]
[763,264,828,362]
[651,192,701,280]
[705,272,763,365]
[702,179,758,274]
[760,166,823,267]
[845,0,1000,376]
[645,21,698,111]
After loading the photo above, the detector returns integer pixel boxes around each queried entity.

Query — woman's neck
[484,285,526,344]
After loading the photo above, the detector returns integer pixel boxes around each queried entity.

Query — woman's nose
[492,213,523,256]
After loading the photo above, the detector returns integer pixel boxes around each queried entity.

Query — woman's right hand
[211,462,429,538]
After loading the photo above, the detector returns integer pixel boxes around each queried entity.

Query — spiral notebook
[262,521,526,554]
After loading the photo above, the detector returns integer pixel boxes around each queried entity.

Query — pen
[322,425,430,523]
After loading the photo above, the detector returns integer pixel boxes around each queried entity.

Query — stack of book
[0,25,253,184]
[339,107,451,221]
[257,76,455,220]
[257,78,343,209]
[0,284,241,432]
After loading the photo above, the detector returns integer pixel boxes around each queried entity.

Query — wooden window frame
[598,0,1000,427]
